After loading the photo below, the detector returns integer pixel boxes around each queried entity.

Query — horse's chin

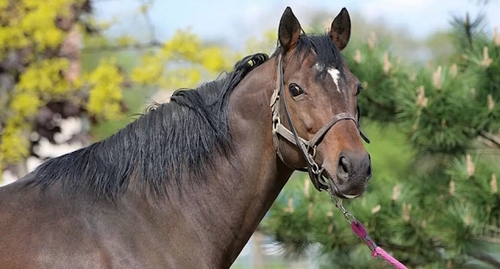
[336,191,362,199]
[322,169,365,200]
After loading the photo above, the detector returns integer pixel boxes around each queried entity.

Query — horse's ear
[278,7,302,53]
[330,8,351,51]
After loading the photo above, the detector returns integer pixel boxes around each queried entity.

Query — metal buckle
[272,113,280,133]
[326,189,357,224]
[270,88,280,108]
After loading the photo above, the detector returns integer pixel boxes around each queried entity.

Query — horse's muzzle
[324,151,371,199]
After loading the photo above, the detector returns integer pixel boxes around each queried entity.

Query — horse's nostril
[336,155,350,183]
[340,156,349,173]
[365,153,372,179]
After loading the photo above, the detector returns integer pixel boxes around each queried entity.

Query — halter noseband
[270,53,370,192]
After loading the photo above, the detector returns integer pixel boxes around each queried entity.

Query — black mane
[25,53,269,201]
[273,33,345,77]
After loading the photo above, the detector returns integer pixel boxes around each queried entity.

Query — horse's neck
[166,61,292,267]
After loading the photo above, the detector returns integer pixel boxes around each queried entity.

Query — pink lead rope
[350,220,408,269]
[328,192,408,269]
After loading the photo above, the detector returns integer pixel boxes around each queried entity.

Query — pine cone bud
[368,32,376,50]
[371,204,381,214]
[488,94,495,110]
[450,63,457,77]
[392,184,401,201]
[354,49,361,63]
[449,180,455,196]
[402,203,412,222]
[416,86,428,108]
[383,53,392,74]
[494,26,500,46]
[433,66,442,89]
[412,121,419,131]
[465,213,472,226]
[466,154,475,177]
[480,46,492,67]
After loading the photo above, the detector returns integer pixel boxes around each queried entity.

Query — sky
[93,0,500,49]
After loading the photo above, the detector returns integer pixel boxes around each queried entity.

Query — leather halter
[270,53,370,192]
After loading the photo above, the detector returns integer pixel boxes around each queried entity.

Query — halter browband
[270,53,369,192]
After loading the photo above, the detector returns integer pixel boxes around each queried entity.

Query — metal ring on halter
[307,145,317,159]
[310,162,320,174]
[272,114,280,133]
[317,173,329,186]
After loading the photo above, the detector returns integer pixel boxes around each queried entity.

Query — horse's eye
[356,84,363,96]
[289,83,304,97]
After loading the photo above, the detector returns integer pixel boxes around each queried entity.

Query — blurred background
[1,0,500,268]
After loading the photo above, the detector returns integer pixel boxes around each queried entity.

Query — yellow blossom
[87,59,124,120]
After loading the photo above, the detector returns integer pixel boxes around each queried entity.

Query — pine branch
[73,0,162,55]
[478,131,500,149]
[364,95,396,116]
[80,40,163,54]
[476,235,500,244]
[78,79,137,90]
[139,0,157,43]
[468,251,500,268]
[450,12,487,52]
[466,13,473,50]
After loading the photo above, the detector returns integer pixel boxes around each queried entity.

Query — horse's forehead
[315,63,341,92]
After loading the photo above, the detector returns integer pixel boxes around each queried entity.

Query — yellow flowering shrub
[131,54,165,85]
[0,0,239,179]
[17,58,71,95]
[0,123,30,163]
[131,29,235,90]
[0,0,77,165]
[87,59,124,120]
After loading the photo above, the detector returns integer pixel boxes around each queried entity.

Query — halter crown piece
[270,53,369,192]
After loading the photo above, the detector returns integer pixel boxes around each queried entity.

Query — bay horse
[0,7,371,269]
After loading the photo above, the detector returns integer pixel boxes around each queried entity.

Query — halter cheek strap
[270,54,369,191]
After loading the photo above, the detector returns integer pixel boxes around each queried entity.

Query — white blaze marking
[315,63,341,92]
[327,68,340,92]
